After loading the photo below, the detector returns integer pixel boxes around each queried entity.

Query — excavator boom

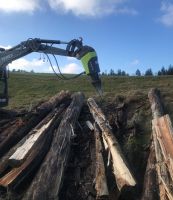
[0,38,102,107]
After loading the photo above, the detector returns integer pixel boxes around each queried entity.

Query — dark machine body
[0,38,102,107]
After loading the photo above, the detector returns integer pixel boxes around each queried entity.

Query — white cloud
[130,59,140,66]
[0,0,137,16]
[8,57,82,74]
[47,0,138,17]
[61,62,82,74]
[0,0,40,13]
[66,56,77,61]
[9,58,52,73]
[0,45,12,49]
[159,1,173,27]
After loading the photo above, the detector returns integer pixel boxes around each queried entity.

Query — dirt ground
[0,92,153,200]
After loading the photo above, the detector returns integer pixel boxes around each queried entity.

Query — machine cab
[0,66,8,107]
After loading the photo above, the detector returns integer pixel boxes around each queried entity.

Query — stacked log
[23,92,85,200]
[94,123,109,199]
[87,98,136,195]
[148,88,164,119]
[0,91,70,175]
[0,104,67,189]
[3,88,173,199]
[142,88,173,200]
[141,141,159,200]
[0,90,70,158]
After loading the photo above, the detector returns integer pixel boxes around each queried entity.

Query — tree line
[103,65,173,76]
[11,69,35,73]
[11,64,173,76]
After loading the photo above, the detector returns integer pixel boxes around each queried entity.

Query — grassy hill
[7,73,173,143]
[7,72,173,111]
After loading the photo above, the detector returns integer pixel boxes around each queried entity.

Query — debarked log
[8,104,69,167]
[23,92,85,200]
[87,98,136,191]
[0,90,71,158]
[147,88,173,200]
[0,105,66,189]
[8,118,54,167]
[94,123,109,199]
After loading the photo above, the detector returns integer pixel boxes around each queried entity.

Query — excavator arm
[0,38,102,107]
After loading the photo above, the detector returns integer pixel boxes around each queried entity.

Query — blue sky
[0,0,173,75]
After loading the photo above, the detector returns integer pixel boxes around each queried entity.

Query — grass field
[7,72,173,140]
[7,72,173,111]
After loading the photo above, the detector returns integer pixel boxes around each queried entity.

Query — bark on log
[23,92,85,200]
[153,118,173,199]
[148,88,164,119]
[94,123,109,199]
[141,141,159,200]
[155,115,173,161]
[0,90,70,158]
[152,124,171,200]
[0,105,66,189]
[147,88,173,200]
[0,108,18,119]
[87,98,136,191]
[141,88,163,200]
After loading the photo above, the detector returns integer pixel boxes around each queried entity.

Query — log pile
[142,88,173,200]
[0,91,85,200]
[0,92,71,190]
[0,91,138,200]
[1,88,173,200]
[23,92,85,200]
[87,98,136,198]
[0,90,71,158]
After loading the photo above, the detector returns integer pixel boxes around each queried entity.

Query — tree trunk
[0,91,70,158]
[0,105,66,189]
[94,123,109,199]
[23,92,85,200]
[146,88,173,200]
[87,98,136,191]
[141,141,159,200]
[153,118,173,199]
[141,88,164,200]
[148,88,164,119]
